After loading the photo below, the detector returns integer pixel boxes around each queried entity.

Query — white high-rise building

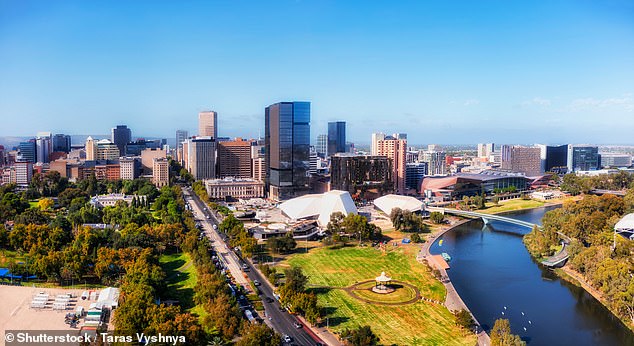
[477,143,495,158]
[36,132,52,163]
[371,132,386,156]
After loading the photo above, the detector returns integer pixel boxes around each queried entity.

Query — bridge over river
[428,207,569,267]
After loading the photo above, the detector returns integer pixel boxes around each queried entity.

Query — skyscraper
[18,140,36,163]
[53,134,72,153]
[217,138,254,178]
[199,111,218,138]
[36,132,52,163]
[477,143,495,158]
[316,134,328,157]
[501,145,542,176]
[327,121,346,156]
[376,136,407,194]
[112,125,131,155]
[544,145,568,173]
[85,136,97,161]
[187,137,216,180]
[567,145,599,172]
[265,101,310,201]
[176,130,188,160]
[371,133,386,156]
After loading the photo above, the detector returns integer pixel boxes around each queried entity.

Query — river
[430,206,634,345]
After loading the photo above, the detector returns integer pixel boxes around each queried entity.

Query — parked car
[253,280,260,286]
[283,335,292,343]
[293,322,302,329]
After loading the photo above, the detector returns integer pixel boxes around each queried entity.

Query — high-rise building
[421,150,447,175]
[376,136,407,194]
[327,121,346,156]
[53,134,71,153]
[176,130,188,161]
[217,138,254,178]
[543,145,568,173]
[501,145,542,176]
[316,134,328,157]
[18,140,36,163]
[152,158,170,187]
[35,132,52,163]
[96,139,120,160]
[567,145,599,172]
[477,143,495,158]
[119,157,139,180]
[265,101,310,201]
[330,153,393,198]
[141,148,167,173]
[406,162,428,192]
[199,111,218,138]
[393,133,407,140]
[15,161,33,186]
[600,153,632,168]
[187,137,216,180]
[309,146,318,175]
[112,125,131,156]
[85,137,97,161]
[371,133,386,156]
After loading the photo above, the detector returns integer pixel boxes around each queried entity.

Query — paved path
[345,280,423,306]
[418,220,491,346]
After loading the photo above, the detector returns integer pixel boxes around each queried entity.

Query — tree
[454,309,473,329]
[236,323,281,346]
[283,266,308,294]
[341,325,379,346]
[430,211,445,224]
[490,318,525,346]
[38,198,54,210]
[410,233,422,243]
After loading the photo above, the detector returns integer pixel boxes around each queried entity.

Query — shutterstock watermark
[4,330,187,345]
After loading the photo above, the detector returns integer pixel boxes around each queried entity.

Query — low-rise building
[205,178,264,199]
[89,193,146,208]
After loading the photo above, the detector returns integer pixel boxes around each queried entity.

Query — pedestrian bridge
[429,207,570,267]
[428,207,539,230]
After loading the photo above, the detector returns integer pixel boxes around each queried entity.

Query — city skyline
[1,1,633,144]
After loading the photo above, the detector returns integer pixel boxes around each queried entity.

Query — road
[182,187,326,346]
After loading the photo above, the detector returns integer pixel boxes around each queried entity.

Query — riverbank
[418,218,491,346]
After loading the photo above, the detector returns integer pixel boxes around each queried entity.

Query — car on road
[283,335,292,343]
[293,322,302,329]
[253,280,260,286]
[241,264,249,270]
[264,297,274,303]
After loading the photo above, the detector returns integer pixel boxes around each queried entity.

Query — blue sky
[1,0,633,145]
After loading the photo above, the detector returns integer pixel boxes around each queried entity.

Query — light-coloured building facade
[187,137,216,180]
[501,145,542,176]
[376,137,407,194]
[119,158,137,180]
[85,136,97,161]
[205,178,264,199]
[152,157,169,187]
[15,161,33,186]
[371,132,386,156]
[141,148,167,173]
[198,111,218,138]
[96,139,120,160]
[90,193,146,208]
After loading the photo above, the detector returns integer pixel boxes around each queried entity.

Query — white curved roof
[615,213,634,231]
[279,190,358,226]
[373,194,424,215]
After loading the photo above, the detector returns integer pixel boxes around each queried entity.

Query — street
[182,187,326,346]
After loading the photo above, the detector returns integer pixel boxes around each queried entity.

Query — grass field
[159,252,199,314]
[283,245,475,345]
[480,199,545,214]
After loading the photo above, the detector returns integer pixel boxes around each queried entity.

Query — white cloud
[463,99,480,106]
[521,97,551,107]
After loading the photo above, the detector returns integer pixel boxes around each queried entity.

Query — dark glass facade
[265,101,310,200]
[18,140,36,163]
[52,134,71,153]
[327,121,346,156]
[545,145,568,173]
[330,154,393,199]
[112,125,131,156]
[569,146,599,172]
[406,162,428,191]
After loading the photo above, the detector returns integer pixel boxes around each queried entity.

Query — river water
[430,206,634,345]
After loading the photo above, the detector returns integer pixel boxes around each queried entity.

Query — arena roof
[615,213,634,232]
[373,194,424,214]
[278,190,358,226]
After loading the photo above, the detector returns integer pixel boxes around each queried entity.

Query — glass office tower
[327,121,346,157]
[265,101,310,201]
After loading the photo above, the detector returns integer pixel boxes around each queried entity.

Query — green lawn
[159,252,199,313]
[480,199,545,214]
[282,245,475,345]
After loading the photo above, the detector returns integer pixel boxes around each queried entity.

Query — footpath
[417,219,491,346]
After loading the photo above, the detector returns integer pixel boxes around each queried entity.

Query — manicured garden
[283,245,475,345]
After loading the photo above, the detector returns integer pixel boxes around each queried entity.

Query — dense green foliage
[389,207,430,233]
[278,266,322,324]
[524,192,634,326]
[454,309,474,329]
[326,212,382,244]
[429,211,445,224]
[560,170,634,195]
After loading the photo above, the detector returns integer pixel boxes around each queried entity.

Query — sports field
[283,245,475,345]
